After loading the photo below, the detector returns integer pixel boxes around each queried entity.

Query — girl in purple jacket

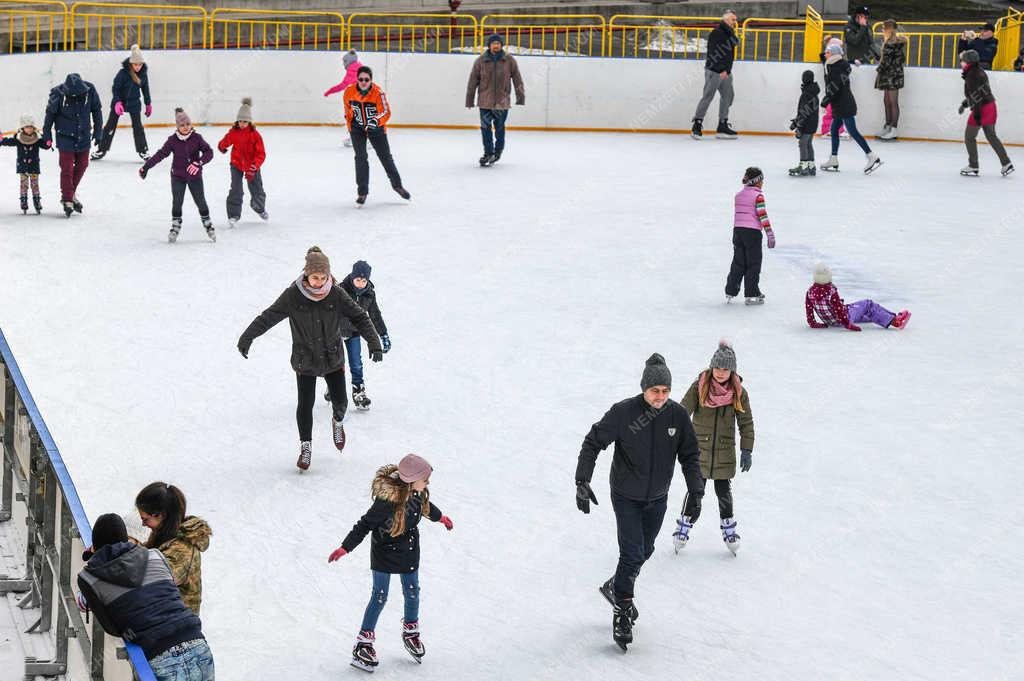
[724,167,776,305]
[139,107,214,243]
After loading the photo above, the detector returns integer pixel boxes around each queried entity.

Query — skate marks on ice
[770,242,903,306]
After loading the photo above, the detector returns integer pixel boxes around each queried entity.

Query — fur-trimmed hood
[371,464,405,502]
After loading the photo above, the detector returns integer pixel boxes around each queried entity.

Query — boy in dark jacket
[218,97,268,225]
[140,107,215,243]
[41,72,103,217]
[789,70,820,176]
[92,44,152,161]
[0,114,50,213]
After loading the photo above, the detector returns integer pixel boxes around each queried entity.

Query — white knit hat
[19,113,36,129]
[813,263,832,284]
[236,97,253,123]
[129,44,144,64]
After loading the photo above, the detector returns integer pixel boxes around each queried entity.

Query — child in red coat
[217,97,267,226]
[805,263,910,331]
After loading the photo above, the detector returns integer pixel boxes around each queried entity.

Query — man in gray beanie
[466,32,525,166]
[575,353,701,651]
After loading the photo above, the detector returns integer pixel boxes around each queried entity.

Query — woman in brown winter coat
[671,340,754,555]
[874,19,907,140]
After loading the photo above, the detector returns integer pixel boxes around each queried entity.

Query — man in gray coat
[466,33,525,167]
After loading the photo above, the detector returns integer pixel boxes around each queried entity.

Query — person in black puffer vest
[691,10,741,139]
[788,70,820,176]
[92,44,152,161]
[0,113,50,213]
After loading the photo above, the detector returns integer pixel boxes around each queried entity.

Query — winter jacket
[734,185,771,231]
[705,21,740,74]
[1015,49,1023,71]
[238,280,382,377]
[874,38,906,90]
[155,516,211,615]
[957,36,998,70]
[961,62,995,123]
[822,58,857,118]
[577,395,702,502]
[111,59,151,113]
[344,83,392,132]
[324,61,362,97]
[805,282,854,329]
[77,542,203,660]
[843,18,879,63]
[217,125,266,173]
[142,131,214,182]
[42,74,103,152]
[339,274,388,338]
[465,50,525,110]
[791,80,820,134]
[1,132,45,174]
[341,465,444,573]
[680,374,755,480]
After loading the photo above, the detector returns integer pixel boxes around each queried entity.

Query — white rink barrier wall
[1,49,1022,143]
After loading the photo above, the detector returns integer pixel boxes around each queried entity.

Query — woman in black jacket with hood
[819,43,882,174]
[92,44,152,160]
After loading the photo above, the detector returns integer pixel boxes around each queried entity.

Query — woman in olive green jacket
[672,340,754,555]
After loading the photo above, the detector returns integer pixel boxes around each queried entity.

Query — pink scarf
[295,273,333,301]
[699,372,735,409]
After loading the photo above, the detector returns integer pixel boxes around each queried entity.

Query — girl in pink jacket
[325,51,363,147]
[725,167,776,305]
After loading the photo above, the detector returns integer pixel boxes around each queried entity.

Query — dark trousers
[610,491,667,601]
[350,127,402,195]
[965,123,1011,168]
[682,479,733,522]
[798,132,815,161]
[226,166,267,220]
[479,108,509,155]
[97,109,148,154]
[830,116,871,155]
[296,371,348,440]
[725,227,763,298]
[170,177,210,219]
[58,150,89,202]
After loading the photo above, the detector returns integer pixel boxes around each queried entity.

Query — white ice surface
[0,128,1022,681]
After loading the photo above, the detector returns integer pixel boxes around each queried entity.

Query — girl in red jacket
[217,97,267,227]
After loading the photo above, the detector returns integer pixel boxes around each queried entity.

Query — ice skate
[351,630,378,673]
[820,155,839,172]
[228,217,238,228]
[726,294,735,304]
[1002,163,1015,177]
[72,196,83,213]
[394,186,411,200]
[332,416,346,452]
[788,163,804,176]
[168,218,182,243]
[89,149,106,161]
[612,600,635,651]
[343,137,353,148]
[356,194,367,206]
[863,152,882,174]
[402,620,425,662]
[32,195,42,214]
[690,118,703,140]
[20,196,28,214]
[62,201,74,218]
[599,578,639,622]
[259,211,269,220]
[202,216,215,242]
[296,440,312,471]
[716,120,738,140]
[721,517,740,555]
[479,153,495,167]
[891,310,912,329]
[672,515,693,553]
[352,384,371,411]
[879,126,897,141]
[745,294,765,306]
[492,150,502,163]
[802,162,817,176]
[138,151,149,160]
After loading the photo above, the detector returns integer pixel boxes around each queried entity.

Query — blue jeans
[360,570,420,632]
[479,109,509,155]
[345,335,364,386]
[610,491,668,601]
[149,639,215,681]
[830,116,872,155]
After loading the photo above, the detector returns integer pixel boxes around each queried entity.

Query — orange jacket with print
[343,83,391,132]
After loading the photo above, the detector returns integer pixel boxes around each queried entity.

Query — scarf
[17,130,39,145]
[175,129,193,141]
[296,273,333,301]
[825,53,842,66]
[699,371,735,409]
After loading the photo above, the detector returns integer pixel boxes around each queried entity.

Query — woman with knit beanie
[92,44,152,161]
[328,453,454,671]
[673,340,755,556]
[237,246,384,471]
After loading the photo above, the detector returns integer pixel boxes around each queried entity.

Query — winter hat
[802,69,814,84]
[398,453,433,483]
[129,43,144,64]
[961,49,980,64]
[343,50,358,68]
[709,339,737,373]
[305,246,331,275]
[19,113,36,129]
[236,97,253,123]
[174,107,191,127]
[640,353,672,391]
[743,166,764,186]
[980,22,996,32]
[90,513,128,553]
[826,43,844,57]
[486,33,504,47]
[813,262,832,284]
[351,260,372,280]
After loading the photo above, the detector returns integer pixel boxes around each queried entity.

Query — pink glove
[44,139,52,148]
[765,229,776,249]
[323,90,330,97]
[439,515,454,531]
[187,162,201,176]
[327,546,348,562]
[114,101,125,116]
[145,103,152,117]
[846,324,862,332]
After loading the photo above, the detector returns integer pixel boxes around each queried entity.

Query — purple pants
[846,299,895,328]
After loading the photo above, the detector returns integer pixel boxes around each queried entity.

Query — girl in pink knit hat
[328,454,454,672]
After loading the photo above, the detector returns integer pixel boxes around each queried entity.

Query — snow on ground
[0,128,1021,681]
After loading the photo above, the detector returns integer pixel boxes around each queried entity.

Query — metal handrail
[208,7,344,50]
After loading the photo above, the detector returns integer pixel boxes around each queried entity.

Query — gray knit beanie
[236,97,253,123]
[640,353,672,391]
[174,107,191,127]
[709,339,737,372]
[343,50,358,68]
[961,49,980,64]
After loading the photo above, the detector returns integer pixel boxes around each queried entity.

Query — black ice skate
[168,218,182,243]
[716,120,738,140]
[32,196,42,214]
[138,151,150,160]
[351,630,378,673]
[20,196,28,214]
[63,201,74,218]
[353,384,371,411]
[89,149,106,161]
[296,440,312,471]
[72,196,83,213]
[690,118,703,140]
[745,294,765,306]
[356,194,367,206]
[600,579,639,623]
[613,600,635,651]
[402,620,425,662]
[492,150,502,163]
[1002,163,1015,177]
[394,186,411,200]
[479,154,495,167]
[202,216,216,242]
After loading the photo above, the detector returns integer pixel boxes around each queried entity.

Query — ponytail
[136,481,187,548]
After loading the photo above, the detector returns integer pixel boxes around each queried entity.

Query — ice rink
[1,127,1021,680]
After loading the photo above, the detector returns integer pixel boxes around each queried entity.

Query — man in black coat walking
[691,10,740,140]
[576,353,702,650]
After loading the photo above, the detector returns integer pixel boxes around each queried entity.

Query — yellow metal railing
[69,2,206,50]
[802,7,823,62]
[741,17,804,62]
[0,0,67,53]
[606,15,718,59]
[871,21,978,69]
[994,9,1022,71]
[481,13,605,57]
[208,8,344,50]
[347,13,477,54]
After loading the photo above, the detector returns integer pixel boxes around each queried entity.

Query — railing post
[38,460,57,633]
[1,364,14,523]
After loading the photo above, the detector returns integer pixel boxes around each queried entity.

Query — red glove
[439,515,454,531]
[328,546,348,562]
[187,162,201,176]
[245,164,257,181]
[846,324,862,332]
[218,145,228,154]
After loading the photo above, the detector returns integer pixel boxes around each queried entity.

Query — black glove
[740,449,752,472]
[237,340,250,359]
[575,481,598,514]
[958,100,967,115]
[789,119,797,131]
[371,350,383,362]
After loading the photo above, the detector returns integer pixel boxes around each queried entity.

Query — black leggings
[883,90,900,128]
[296,371,348,441]
[682,479,733,521]
[171,177,210,219]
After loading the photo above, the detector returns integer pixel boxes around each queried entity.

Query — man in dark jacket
[575,353,702,650]
[77,514,215,677]
[92,44,152,161]
[843,6,879,64]
[466,33,525,166]
[957,22,998,70]
[41,73,103,216]
[691,10,740,140]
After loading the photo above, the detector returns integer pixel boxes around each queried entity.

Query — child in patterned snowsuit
[0,114,50,214]
[805,263,911,331]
